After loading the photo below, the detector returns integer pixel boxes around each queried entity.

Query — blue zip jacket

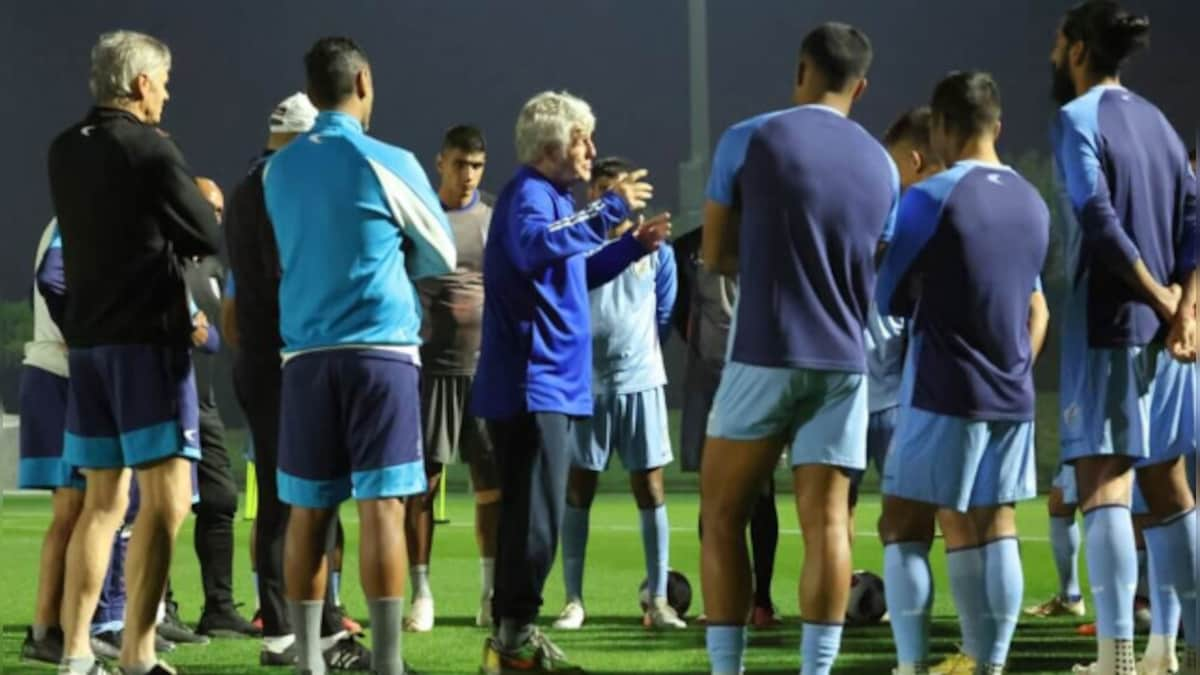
[264,112,455,355]
[471,165,645,419]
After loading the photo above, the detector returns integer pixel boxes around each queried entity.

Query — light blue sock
[706,625,746,674]
[1083,506,1137,639]
[1049,516,1082,601]
[946,547,986,661]
[883,542,933,666]
[639,504,670,598]
[562,505,589,602]
[1146,509,1199,648]
[331,571,341,606]
[981,538,1023,668]
[800,622,843,675]
[1143,533,1181,639]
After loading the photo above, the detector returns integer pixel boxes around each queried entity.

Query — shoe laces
[529,629,567,661]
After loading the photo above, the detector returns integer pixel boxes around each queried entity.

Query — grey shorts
[680,357,723,473]
[421,374,492,465]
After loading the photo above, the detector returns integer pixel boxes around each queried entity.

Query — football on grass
[845,570,887,625]
[638,570,693,617]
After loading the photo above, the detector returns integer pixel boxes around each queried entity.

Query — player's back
[264,111,453,354]
[47,108,218,347]
[1054,85,1193,347]
[732,105,898,372]
[894,162,1049,421]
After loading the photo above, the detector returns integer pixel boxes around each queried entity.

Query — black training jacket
[47,107,219,347]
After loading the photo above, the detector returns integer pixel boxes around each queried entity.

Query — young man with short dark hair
[266,36,456,675]
[878,71,1050,675]
[404,124,501,632]
[699,22,899,675]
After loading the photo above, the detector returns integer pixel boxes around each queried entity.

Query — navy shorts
[64,345,201,469]
[18,365,84,490]
[277,350,426,508]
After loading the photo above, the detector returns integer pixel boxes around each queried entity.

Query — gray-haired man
[49,30,219,675]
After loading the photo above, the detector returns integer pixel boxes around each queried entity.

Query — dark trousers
[235,353,341,639]
[194,405,239,611]
[488,413,573,625]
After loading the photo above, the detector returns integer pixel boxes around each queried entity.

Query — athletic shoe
[477,593,494,628]
[260,642,297,667]
[644,598,686,630]
[91,630,122,660]
[478,629,584,674]
[92,629,176,657]
[197,604,262,638]
[929,650,976,674]
[1137,653,1180,675]
[119,664,176,675]
[324,634,373,671]
[750,605,783,629]
[57,661,116,675]
[1023,594,1086,618]
[552,601,586,630]
[158,606,210,645]
[404,596,434,633]
[22,625,64,664]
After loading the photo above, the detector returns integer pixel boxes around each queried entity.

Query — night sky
[2,0,1196,300]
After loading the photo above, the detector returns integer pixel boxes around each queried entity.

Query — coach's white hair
[515,91,596,164]
[89,30,172,103]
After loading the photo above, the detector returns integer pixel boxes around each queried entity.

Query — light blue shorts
[1141,351,1196,467]
[1053,464,1078,505]
[882,407,1037,512]
[1059,346,1155,464]
[572,387,673,473]
[706,362,868,470]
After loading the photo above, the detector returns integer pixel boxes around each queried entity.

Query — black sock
[749,483,778,609]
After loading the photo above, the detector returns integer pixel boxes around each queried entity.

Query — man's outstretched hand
[633,212,672,252]
[611,169,654,212]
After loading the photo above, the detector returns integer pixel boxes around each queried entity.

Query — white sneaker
[1023,594,1087,618]
[403,595,434,633]
[1138,654,1179,675]
[645,598,686,630]
[552,600,585,630]
[1071,663,1140,674]
[476,592,493,628]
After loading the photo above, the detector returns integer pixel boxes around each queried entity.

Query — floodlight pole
[677,0,710,235]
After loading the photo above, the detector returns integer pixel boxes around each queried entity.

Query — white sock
[252,572,260,610]
[411,564,432,600]
[480,558,495,598]
[263,634,296,654]
[893,665,928,675]
[156,601,167,625]
[1098,638,1137,674]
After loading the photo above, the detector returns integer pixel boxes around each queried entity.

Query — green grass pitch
[0,489,1109,674]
